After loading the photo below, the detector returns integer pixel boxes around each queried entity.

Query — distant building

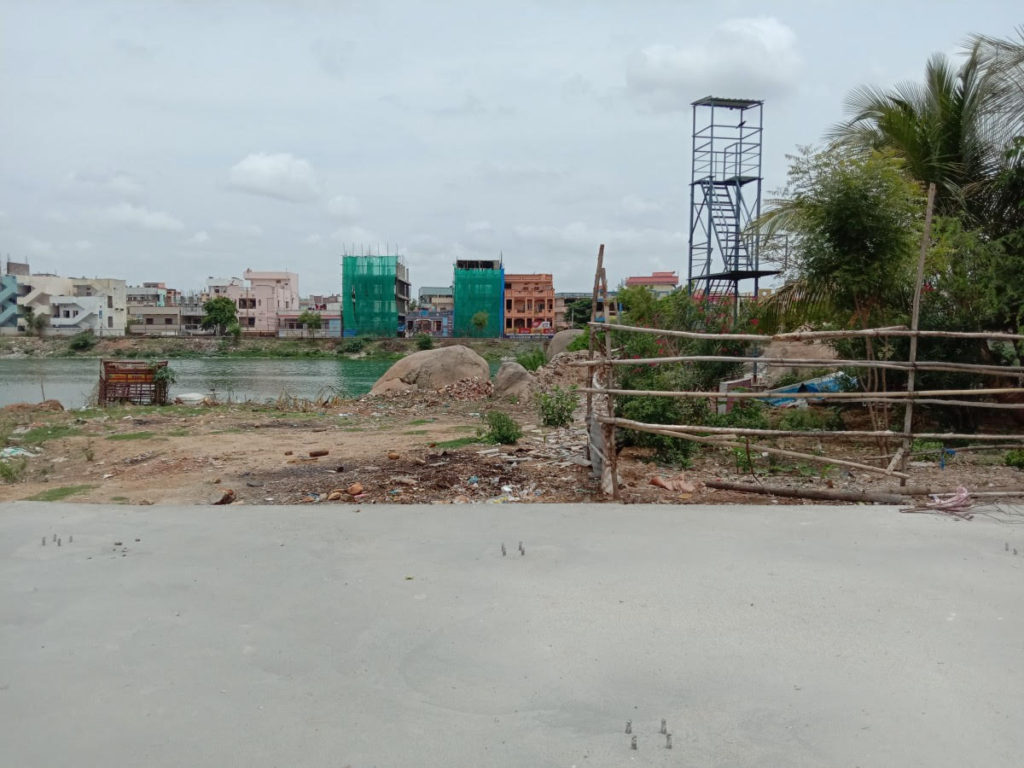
[504,273,554,335]
[127,284,167,307]
[128,306,182,335]
[453,258,503,338]
[624,271,679,297]
[0,274,18,333]
[418,286,454,312]
[201,271,299,335]
[341,254,411,337]
[406,308,453,337]
[11,267,127,335]
[553,291,619,330]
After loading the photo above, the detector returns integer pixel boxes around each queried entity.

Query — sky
[1,0,1020,296]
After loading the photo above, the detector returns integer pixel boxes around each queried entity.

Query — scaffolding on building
[687,97,777,310]
[341,254,410,337]
[452,259,504,338]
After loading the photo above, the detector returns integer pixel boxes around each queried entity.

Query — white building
[14,270,127,336]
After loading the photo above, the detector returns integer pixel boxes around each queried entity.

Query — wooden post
[900,183,936,481]
[585,245,604,459]
[604,309,619,499]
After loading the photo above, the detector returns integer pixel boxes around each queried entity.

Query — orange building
[504,273,554,334]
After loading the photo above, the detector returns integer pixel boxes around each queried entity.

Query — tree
[201,297,238,336]
[471,310,489,336]
[755,147,923,332]
[565,297,593,327]
[297,310,322,338]
[828,46,998,215]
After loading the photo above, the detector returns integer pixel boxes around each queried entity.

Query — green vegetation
[105,431,156,441]
[25,484,94,502]
[19,425,82,445]
[297,310,323,337]
[776,406,843,432]
[566,329,590,352]
[201,297,238,336]
[1005,450,1024,470]
[515,347,546,371]
[414,333,435,351]
[483,411,522,444]
[68,331,97,352]
[0,457,28,484]
[471,311,489,334]
[338,337,368,354]
[536,385,578,428]
[433,436,484,449]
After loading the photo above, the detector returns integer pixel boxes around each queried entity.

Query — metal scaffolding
[687,96,777,308]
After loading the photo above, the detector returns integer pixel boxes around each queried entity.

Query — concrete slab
[1,501,1022,768]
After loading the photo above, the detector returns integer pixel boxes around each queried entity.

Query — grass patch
[105,431,156,441]
[433,436,485,449]
[403,429,429,435]
[408,419,434,426]
[449,425,478,432]
[25,484,95,502]
[110,495,129,502]
[18,425,82,445]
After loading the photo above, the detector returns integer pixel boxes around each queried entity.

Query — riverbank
[0,334,542,361]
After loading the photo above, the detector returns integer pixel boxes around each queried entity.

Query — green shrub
[68,331,97,352]
[618,395,698,467]
[414,333,434,350]
[536,386,578,427]
[566,329,590,352]
[516,347,546,371]
[1005,449,1024,470]
[484,411,522,444]
[338,338,368,354]
[776,406,843,432]
[0,457,27,484]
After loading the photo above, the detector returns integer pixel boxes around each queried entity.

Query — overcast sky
[1,1,1019,295]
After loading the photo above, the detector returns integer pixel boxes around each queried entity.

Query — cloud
[215,221,263,237]
[311,39,348,80]
[95,202,184,231]
[303,233,324,245]
[621,194,664,215]
[64,170,145,199]
[627,17,801,111]
[478,161,563,185]
[187,230,210,245]
[326,194,361,221]
[73,239,93,251]
[465,220,493,234]
[331,225,381,248]
[227,152,321,202]
[26,237,53,254]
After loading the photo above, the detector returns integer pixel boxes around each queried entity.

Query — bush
[414,333,435,351]
[516,347,546,371]
[484,411,522,444]
[776,405,843,432]
[68,331,97,352]
[618,395,699,467]
[1005,449,1024,470]
[0,457,27,484]
[566,329,590,352]
[537,386,578,427]
[338,338,368,354]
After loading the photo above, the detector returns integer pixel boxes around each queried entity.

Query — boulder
[370,345,490,395]
[492,362,535,400]
[546,329,584,360]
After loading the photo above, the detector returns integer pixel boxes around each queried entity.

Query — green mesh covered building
[452,259,504,337]
[341,254,411,337]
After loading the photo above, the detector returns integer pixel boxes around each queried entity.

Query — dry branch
[705,479,906,504]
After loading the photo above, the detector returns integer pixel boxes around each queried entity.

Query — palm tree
[827,45,999,214]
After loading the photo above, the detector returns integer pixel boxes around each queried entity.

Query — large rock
[492,362,535,400]
[371,345,490,394]
[546,329,584,360]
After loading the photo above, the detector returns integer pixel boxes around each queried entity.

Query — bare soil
[3,387,1024,509]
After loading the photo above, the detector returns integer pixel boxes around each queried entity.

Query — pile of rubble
[439,377,493,400]
[534,351,590,392]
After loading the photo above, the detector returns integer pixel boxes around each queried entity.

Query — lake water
[0,357,500,409]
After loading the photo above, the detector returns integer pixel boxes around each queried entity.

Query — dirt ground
[4,383,1024,510]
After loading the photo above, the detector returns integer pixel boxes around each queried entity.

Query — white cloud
[26,237,53,254]
[326,194,361,221]
[65,170,144,199]
[187,230,210,245]
[73,239,93,251]
[215,221,263,237]
[96,202,184,231]
[621,194,663,215]
[465,220,493,234]
[303,233,324,245]
[331,225,381,247]
[627,17,801,111]
[227,152,321,202]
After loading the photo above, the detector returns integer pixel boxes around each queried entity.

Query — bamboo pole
[588,321,1024,344]
[585,245,604,463]
[604,313,619,500]
[571,354,1024,376]
[705,479,906,504]
[599,416,910,478]
[579,386,1024,400]
[900,183,936,482]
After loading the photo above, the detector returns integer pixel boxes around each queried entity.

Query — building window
[164,317,173,325]
[247,317,255,327]
[146,317,154,325]
[107,296,113,308]
[108,317,113,328]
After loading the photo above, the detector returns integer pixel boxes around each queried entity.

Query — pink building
[206,270,300,334]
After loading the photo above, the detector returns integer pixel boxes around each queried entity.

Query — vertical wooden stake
[900,183,936,482]
[586,245,605,461]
